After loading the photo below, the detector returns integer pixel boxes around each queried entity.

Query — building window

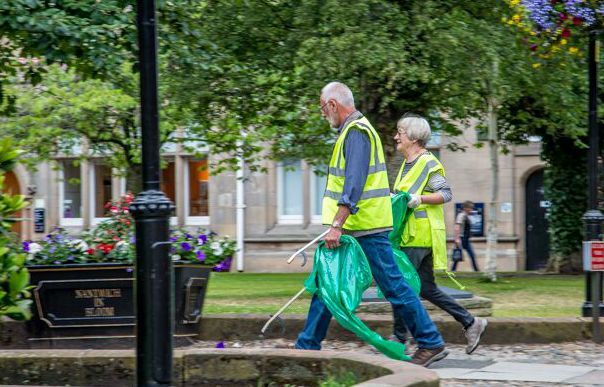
[277,161,327,225]
[161,160,176,204]
[91,163,113,221]
[185,158,210,225]
[277,160,303,224]
[310,167,327,224]
[59,160,83,226]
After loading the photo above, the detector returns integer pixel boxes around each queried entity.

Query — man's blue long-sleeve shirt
[337,111,370,215]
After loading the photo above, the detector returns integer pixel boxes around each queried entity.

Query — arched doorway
[2,171,22,237]
[525,169,550,270]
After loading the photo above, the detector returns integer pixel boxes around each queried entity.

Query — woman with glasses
[391,113,487,355]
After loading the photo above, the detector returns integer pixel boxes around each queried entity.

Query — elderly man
[295,82,448,367]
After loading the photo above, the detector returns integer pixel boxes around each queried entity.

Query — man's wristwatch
[331,220,342,230]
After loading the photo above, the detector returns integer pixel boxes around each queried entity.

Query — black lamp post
[582,30,603,343]
[130,0,175,385]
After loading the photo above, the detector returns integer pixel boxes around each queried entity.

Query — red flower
[572,17,582,26]
[561,28,571,38]
[559,13,568,21]
[96,243,114,254]
[87,248,95,255]
[530,44,538,52]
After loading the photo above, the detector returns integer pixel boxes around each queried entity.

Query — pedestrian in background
[452,200,480,272]
[391,114,487,355]
[295,82,448,366]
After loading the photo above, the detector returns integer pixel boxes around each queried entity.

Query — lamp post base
[581,302,604,317]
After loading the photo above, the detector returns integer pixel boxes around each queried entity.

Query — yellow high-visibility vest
[322,116,392,231]
[393,152,447,270]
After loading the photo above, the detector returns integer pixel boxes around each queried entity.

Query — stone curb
[2,315,602,348]
[199,314,603,344]
[0,348,439,387]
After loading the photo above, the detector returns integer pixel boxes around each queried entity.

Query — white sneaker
[464,318,487,354]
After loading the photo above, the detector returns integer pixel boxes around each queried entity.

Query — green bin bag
[383,192,421,295]
[305,235,410,361]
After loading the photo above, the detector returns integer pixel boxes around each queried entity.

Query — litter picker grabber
[286,229,329,265]
[260,287,306,335]
[261,229,329,334]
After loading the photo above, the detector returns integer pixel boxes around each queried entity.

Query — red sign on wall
[584,242,604,271]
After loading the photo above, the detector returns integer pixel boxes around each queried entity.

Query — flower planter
[26,263,212,343]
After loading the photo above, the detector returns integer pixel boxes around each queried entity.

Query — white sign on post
[583,241,604,272]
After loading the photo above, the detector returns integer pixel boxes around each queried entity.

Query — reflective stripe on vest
[394,153,448,270]
[321,117,393,231]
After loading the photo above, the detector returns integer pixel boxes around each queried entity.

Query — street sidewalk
[433,342,604,386]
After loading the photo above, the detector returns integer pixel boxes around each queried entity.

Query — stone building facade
[10,124,546,273]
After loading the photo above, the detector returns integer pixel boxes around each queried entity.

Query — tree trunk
[485,96,499,282]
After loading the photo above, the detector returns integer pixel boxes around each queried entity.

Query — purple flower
[196,250,206,262]
[198,234,207,244]
[169,236,178,242]
[181,242,192,252]
[215,341,225,349]
[49,246,56,254]
[185,233,193,239]
[22,241,30,252]
[521,0,556,29]
[213,257,233,272]
[565,0,596,25]
[53,260,61,265]
[130,236,136,243]
[126,267,133,273]
[67,255,74,261]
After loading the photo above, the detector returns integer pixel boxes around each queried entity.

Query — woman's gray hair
[321,81,355,108]
[397,113,431,147]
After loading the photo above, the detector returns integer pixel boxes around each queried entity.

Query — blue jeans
[295,231,444,350]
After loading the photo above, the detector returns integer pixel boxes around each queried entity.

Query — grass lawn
[203,272,585,318]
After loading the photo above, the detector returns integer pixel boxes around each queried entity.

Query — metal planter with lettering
[26,263,211,341]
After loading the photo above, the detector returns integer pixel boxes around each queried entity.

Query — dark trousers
[393,247,475,341]
[451,237,479,272]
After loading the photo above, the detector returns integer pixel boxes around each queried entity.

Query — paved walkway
[434,342,604,386]
[190,339,604,386]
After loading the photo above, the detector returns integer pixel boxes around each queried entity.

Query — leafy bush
[542,136,587,273]
[0,139,32,321]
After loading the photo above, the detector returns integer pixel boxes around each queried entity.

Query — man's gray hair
[397,114,432,147]
[321,81,355,108]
